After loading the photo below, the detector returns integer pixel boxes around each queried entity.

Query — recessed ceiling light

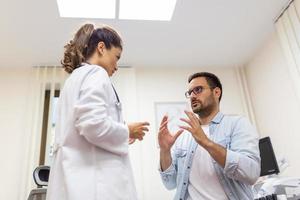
[56,0,116,18]
[119,0,177,21]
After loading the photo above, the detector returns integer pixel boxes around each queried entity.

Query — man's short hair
[188,72,223,101]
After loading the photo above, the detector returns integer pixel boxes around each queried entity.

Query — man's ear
[97,42,105,55]
[214,87,221,99]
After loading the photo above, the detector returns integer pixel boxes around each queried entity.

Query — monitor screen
[259,136,280,176]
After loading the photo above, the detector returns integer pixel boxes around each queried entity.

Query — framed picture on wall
[154,102,189,136]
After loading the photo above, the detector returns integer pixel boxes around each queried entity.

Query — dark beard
[192,95,216,118]
[196,103,215,118]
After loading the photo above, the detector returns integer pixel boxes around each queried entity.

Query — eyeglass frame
[184,85,214,98]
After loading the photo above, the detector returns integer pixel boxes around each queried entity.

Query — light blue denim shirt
[159,112,261,200]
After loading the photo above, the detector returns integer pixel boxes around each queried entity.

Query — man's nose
[190,91,197,98]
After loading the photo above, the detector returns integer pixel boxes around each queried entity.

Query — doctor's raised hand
[128,121,150,143]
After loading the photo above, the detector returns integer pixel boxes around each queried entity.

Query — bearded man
[158,72,260,200]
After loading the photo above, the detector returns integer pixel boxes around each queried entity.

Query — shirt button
[187,166,190,169]
[183,182,186,185]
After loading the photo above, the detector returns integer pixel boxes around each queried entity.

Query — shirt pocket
[174,149,187,170]
[175,148,187,157]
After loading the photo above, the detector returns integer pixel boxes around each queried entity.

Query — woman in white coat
[46,23,150,200]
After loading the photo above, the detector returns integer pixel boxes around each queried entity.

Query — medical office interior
[1,0,300,199]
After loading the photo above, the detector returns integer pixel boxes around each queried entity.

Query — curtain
[22,66,68,199]
[275,0,300,100]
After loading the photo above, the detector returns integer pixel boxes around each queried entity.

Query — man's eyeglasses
[185,86,211,98]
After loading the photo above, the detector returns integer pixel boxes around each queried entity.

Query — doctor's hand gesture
[128,121,150,142]
[158,115,184,152]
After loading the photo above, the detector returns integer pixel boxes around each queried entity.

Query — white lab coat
[46,64,137,200]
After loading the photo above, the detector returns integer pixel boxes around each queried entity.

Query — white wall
[245,32,300,176]
[0,68,33,200]
[113,66,251,200]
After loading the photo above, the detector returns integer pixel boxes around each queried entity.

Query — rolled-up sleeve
[159,163,178,190]
[74,69,129,156]
[224,117,261,185]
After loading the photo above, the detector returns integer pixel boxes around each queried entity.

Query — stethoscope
[111,84,122,110]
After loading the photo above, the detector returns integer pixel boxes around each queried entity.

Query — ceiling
[0,0,289,68]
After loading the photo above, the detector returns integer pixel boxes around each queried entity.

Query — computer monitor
[259,136,280,176]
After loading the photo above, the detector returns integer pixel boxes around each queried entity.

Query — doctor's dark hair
[62,23,123,73]
[188,72,223,102]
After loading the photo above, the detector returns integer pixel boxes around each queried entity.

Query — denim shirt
[159,112,261,200]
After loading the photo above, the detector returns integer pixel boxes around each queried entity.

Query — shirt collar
[210,112,224,124]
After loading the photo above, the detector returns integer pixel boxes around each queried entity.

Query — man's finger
[180,118,192,126]
[184,110,199,124]
[159,121,168,131]
[158,126,166,134]
[174,129,184,141]
[160,115,168,126]
[179,125,192,133]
